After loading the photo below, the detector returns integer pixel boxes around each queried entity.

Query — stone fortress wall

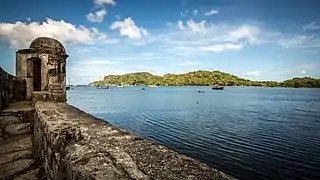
[0,67,26,109]
[0,37,236,180]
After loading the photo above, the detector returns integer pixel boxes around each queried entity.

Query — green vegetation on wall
[90,70,320,88]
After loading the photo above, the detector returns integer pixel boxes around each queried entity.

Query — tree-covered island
[90,70,320,88]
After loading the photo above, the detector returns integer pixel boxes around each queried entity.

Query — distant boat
[212,85,224,90]
[66,77,72,90]
[117,85,124,88]
[149,85,157,87]
[100,86,110,89]
[141,88,146,90]
[198,90,205,93]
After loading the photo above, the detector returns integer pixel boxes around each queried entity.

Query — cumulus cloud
[187,20,207,32]
[244,71,261,76]
[199,43,243,52]
[303,21,320,31]
[110,17,148,39]
[86,8,107,23]
[94,0,116,6]
[177,20,206,32]
[0,18,109,49]
[173,22,267,45]
[204,9,219,16]
[161,21,278,56]
[227,25,263,45]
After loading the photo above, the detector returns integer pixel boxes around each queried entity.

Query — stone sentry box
[16,37,68,102]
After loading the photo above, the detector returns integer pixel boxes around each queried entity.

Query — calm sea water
[67,86,320,180]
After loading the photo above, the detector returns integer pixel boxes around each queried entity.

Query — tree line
[90,70,320,88]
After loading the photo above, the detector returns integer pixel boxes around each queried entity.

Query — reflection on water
[68,86,320,180]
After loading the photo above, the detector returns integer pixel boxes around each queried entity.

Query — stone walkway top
[0,101,43,179]
[35,101,236,180]
[1,101,34,113]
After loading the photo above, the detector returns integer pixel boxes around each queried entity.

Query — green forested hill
[90,70,320,88]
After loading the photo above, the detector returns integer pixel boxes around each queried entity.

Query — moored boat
[100,86,110,89]
[212,85,224,90]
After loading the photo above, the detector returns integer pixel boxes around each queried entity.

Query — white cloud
[94,0,116,6]
[244,71,261,76]
[199,43,243,52]
[86,8,107,23]
[110,17,148,39]
[270,63,320,77]
[279,35,316,48]
[187,20,206,32]
[0,18,109,49]
[115,15,120,20]
[178,19,206,32]
[161,22,276,56]
[204,9,219,16]
[227,25,263,45]
[177,21,185,30]
[193,9,198,15]
[180,10,188,17]
[303,21,320,31]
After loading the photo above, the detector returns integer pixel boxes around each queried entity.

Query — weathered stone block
[0,159,35,179]
[0,116,21,126]
[13,168,39,180]
[4,123,31,136]
[0,135,32,154]
[0,150,32,166]
[32,101,236,180]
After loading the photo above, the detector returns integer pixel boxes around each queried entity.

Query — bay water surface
[67,86,320,180]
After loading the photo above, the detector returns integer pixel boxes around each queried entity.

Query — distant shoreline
[89,70,320,88]
[87,84,320,89]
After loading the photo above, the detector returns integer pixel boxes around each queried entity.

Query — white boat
[149,85,157,87]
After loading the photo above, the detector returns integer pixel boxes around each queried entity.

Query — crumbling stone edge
[33,101,236,180]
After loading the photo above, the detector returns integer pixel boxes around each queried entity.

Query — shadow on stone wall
[0,67,26,109]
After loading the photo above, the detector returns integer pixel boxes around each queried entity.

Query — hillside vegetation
[90,70,320,88]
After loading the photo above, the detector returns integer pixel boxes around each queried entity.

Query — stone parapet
[33,91,66,104]
[0,67,26,109]
[34,101,236,180]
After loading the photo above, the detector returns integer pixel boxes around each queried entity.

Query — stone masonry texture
[0,67,26,109]
[34,101,236,180]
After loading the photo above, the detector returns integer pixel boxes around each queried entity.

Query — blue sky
[0,0,320,84]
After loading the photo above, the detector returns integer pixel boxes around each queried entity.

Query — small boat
[100,86,110,89]
[66,78,73,90]
[141,88,146,90]
[117,85,124,88]
[149,85,157,88]
[212,85,224,90]
[198,90,205,93]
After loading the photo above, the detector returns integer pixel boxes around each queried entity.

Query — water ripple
[68,86,320,180]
